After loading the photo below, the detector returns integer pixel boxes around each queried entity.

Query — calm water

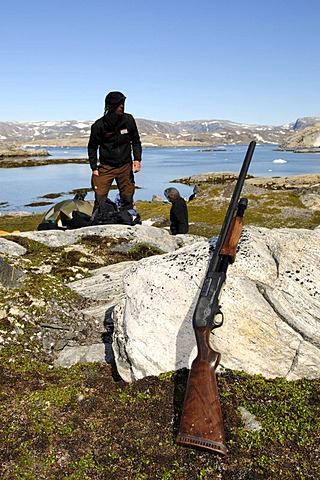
[1,144,319,213]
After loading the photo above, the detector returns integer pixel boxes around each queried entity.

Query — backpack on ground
[37,219,65,231]
[92,208,141,226]
[68,211,93,229]
[117,209,141,226]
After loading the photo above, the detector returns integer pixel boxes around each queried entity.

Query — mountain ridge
[0,116,319,148]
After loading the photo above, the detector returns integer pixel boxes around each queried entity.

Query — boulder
[0,237,27,257]
[54,343,106,368]
[14,224,200,252]
[58,225,320,382]
[0,256,26,287]
[112,226,320,382]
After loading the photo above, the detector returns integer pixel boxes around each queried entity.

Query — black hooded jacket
[88,112,142,170]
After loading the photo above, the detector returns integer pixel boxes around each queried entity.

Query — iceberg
[273,158,287,164]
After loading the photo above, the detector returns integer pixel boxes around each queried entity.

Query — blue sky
[1,0,319,125]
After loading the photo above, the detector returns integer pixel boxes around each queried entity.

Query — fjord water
[1,144,320,213]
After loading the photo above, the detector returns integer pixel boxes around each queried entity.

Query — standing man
[164,187,189,235]
[88,91,142,213]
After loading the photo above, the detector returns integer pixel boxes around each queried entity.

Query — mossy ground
[0,181,319,479]
[1,358,319,479]
[1,177,319,234]
[0,213,44,233]
[136,182,320,234]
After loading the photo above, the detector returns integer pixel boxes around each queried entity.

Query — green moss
[122,243,165,259]
[223,370,320,474]
[67,452,102,478]
[135,201,170,219]
[110,385,161,404]
[6,235,53,258]
[21,273,78,308]
[27,385,81,407]
[0,344,50,374]
[0,213,43,232]
[311,210,320,226]
[0,364,319,479]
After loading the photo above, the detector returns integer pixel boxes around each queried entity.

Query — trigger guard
[212,310,224,329]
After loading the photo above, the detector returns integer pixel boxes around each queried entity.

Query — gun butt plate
[176,434,227,455]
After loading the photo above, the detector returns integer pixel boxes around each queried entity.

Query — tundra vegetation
[0,179,319,479]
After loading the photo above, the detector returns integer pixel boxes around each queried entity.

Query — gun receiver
[176,141,256,455]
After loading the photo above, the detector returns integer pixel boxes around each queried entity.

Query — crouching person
[164,187,189,235]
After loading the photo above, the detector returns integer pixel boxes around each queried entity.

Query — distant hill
[0,117,319,148]
[279,119,320,151]
[136,118,293,147]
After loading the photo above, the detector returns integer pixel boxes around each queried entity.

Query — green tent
[42,198,93,227]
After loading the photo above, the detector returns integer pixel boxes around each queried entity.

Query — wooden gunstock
[176,327,227,455]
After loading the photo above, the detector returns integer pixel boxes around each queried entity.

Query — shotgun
[176,141,256,455]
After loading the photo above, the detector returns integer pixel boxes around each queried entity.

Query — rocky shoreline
[275,146,320,154]
[1,138,320,167]
[0,144,49,158]
[1,172,320,230]
[0,156,87,168]
[176,171,320,189]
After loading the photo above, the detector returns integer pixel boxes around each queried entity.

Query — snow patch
[254,134,269,143]
[313,135,320,147]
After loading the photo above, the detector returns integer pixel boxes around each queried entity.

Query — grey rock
[46,229,202,369]
[151,195,165,203]
[239,407,262,431]
[112,226,320,382]
[45,224,320,383]
[16,229,81,247]
[54,343,106,367]
[0,257,26,288]
[0,237,27,257]
[0,144,49,157]
[69,261,136,302]
[14,224,197,252]
[280,122,320,150]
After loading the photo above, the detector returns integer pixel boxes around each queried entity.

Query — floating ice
[273,158,287,163]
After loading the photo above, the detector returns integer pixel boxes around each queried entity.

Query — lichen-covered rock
[14,224,199,252]
[52,224,320,382]
[0,237,27,256]
[113,226,320,382]
[0,256,26,287]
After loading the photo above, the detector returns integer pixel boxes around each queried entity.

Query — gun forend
[219,198,248,263]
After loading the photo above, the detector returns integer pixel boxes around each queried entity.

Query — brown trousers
[91,162,135,211]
